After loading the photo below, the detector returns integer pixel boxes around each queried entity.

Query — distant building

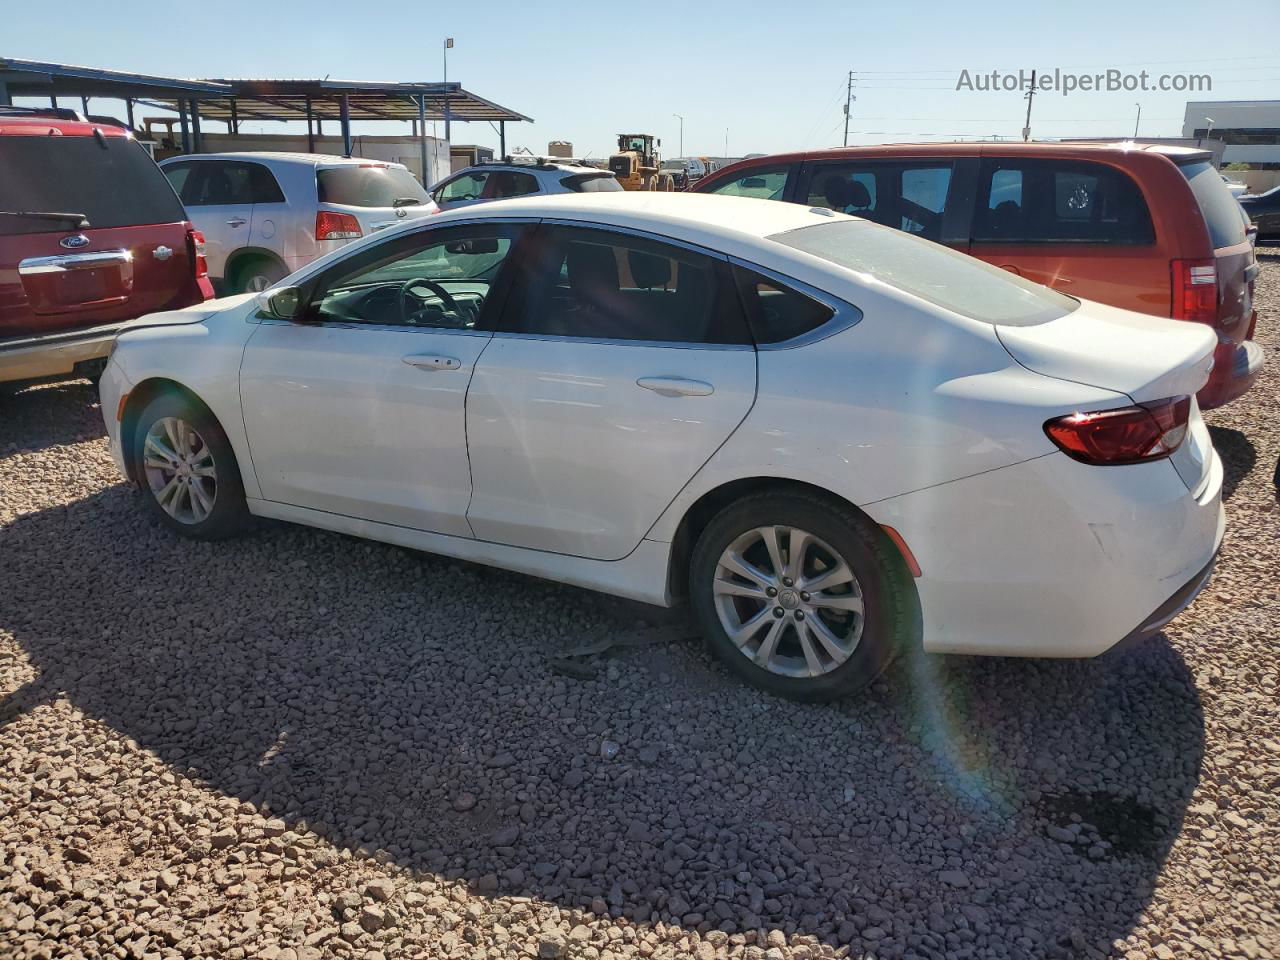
[1182,101,1280,168]
[548,140,573,158]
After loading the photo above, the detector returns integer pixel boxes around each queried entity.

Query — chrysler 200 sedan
[98,193,1224,701]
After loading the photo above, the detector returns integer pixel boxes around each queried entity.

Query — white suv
[160,153,438,293]
[430,158,621,211]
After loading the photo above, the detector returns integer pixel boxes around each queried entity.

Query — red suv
[0,115,213,386]
[695,143,1262,408]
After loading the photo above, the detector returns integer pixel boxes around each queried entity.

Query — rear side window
[317,165,429,207]
[773,219,1078,327]
[500,226,750,345]
[705,167,790,200]
[0,135,185,235]
[973,159,1154,245]
[176,160,285,206]
[734,267,837,344]
[482,171,539,199]
[1179,160,1248,249]
[561,173,624,193]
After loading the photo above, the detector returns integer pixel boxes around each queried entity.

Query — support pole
[126,97,135,131]
[50,94,58,109]
[339,95,352,157]
[305,97,315,153]
[190,99,203,153]
[178,99,191,154]
[81,95,90,117]
[230,99,239,135]
[0,81,10,107]
[499,120,506,159]
[417,94,429,186]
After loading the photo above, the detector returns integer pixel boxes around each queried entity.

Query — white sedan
[99,193,1224,701]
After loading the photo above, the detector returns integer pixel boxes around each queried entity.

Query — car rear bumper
[0,323,120,385]
[1198,338,1263,409]
[865,448,1225,658]
[1105,552,1218,655]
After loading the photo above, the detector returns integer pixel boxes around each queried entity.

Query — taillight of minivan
[1170,259,1219,326]
[186,228,214,300]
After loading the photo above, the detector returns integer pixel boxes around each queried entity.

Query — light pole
[673,113,683,158]
[1133,103,1141,138]
[724,127,728,160]
[443,37,454,144]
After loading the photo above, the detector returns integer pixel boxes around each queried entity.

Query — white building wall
[190,132,452,187]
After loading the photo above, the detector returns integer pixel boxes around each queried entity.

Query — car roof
[427,191,832,245]
[0,116,131,137]
[452,161,607,176]
[159,151,407,169]
[707,140,1213,181]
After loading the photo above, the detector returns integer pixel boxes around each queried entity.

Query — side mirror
[259,286,304,320]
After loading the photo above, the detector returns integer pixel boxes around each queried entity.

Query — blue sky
[5,0,1278,159]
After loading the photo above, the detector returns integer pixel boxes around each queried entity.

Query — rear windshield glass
[1179,160,1248,249]
[316,166,430,208]
[0,134,185,236]
[772,218,1079,327]
[560,173,623,193]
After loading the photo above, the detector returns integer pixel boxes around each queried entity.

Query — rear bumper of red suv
[1198,338,1264,409]
[0,323,121,385]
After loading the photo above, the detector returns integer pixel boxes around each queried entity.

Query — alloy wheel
[142,417,217,525]
[712,525,865,678]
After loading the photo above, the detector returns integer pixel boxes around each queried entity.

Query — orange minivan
[694,142,1262,408]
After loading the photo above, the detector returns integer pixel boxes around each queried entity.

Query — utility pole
[843,71,856,147]
[724,127,728,160]
[1133,103,1142,138]
[673,113,683,158]
[443,37,454,145]
[1021,69,1036,142]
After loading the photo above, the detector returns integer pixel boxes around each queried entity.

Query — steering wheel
[399,277,461,325]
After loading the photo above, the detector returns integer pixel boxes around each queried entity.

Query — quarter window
[972,159,1154,244]
[706,167,790,201]
[500,226,750,345]
[306,225,518,329]
[734,267,838,344]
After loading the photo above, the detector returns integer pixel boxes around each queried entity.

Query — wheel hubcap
[712,525,865,679]
[142,417,217,525]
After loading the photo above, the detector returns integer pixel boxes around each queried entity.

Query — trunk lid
[315,164,437,236]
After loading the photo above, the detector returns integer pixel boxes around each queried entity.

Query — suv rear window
[1179,160,1248,249]
[773,219,1078,327]
[561,174,623,193]
[0,135,186,236]
[316,165,430,208]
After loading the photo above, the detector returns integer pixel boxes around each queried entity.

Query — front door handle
[226,217,247,227]
[636,376,714,397]
[402,354,461,371]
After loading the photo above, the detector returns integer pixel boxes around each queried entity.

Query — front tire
[131,392,251,540]
[689,491,913,701]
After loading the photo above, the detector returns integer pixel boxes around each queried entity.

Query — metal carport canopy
[0,56,232,100]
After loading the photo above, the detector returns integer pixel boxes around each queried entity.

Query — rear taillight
[1044,396,1192,465]
[316,211,363,241]
[1171,258,1219,326]
[186,228,208,279]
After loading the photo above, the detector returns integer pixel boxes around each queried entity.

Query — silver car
[430,158,621,211]
[160,153,438,293]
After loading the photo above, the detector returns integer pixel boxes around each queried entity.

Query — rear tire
[689,490,914,701]
[131,392,251,540]
[233,257,287,294]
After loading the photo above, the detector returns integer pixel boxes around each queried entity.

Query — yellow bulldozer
[608,134,675,191]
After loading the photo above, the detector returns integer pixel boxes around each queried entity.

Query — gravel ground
[1,255,1277,960]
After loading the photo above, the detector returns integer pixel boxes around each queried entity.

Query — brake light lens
[186,229,208,279]
[316,211,363,241]
[1171,258,1219,326]
[1044,396,1192,465]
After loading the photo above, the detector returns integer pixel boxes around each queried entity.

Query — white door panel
[198,202,255,280]
[240,322,488,537]
[465,337,756,560]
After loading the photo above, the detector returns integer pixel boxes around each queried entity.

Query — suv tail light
[186,228,208,279]
[316,211,363,241]
[1044,396,1192,465]
[1171,258,1219,326]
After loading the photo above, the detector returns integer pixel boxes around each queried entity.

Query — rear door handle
[402,354,461,371]
[636,376,714,397]
[226,217,247,227]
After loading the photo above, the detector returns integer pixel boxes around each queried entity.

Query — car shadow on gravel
[0,378,103,455]
[1207,425,1258,501]
[0,486,1206,959]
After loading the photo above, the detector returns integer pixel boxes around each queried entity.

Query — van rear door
[0,132,195,340]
